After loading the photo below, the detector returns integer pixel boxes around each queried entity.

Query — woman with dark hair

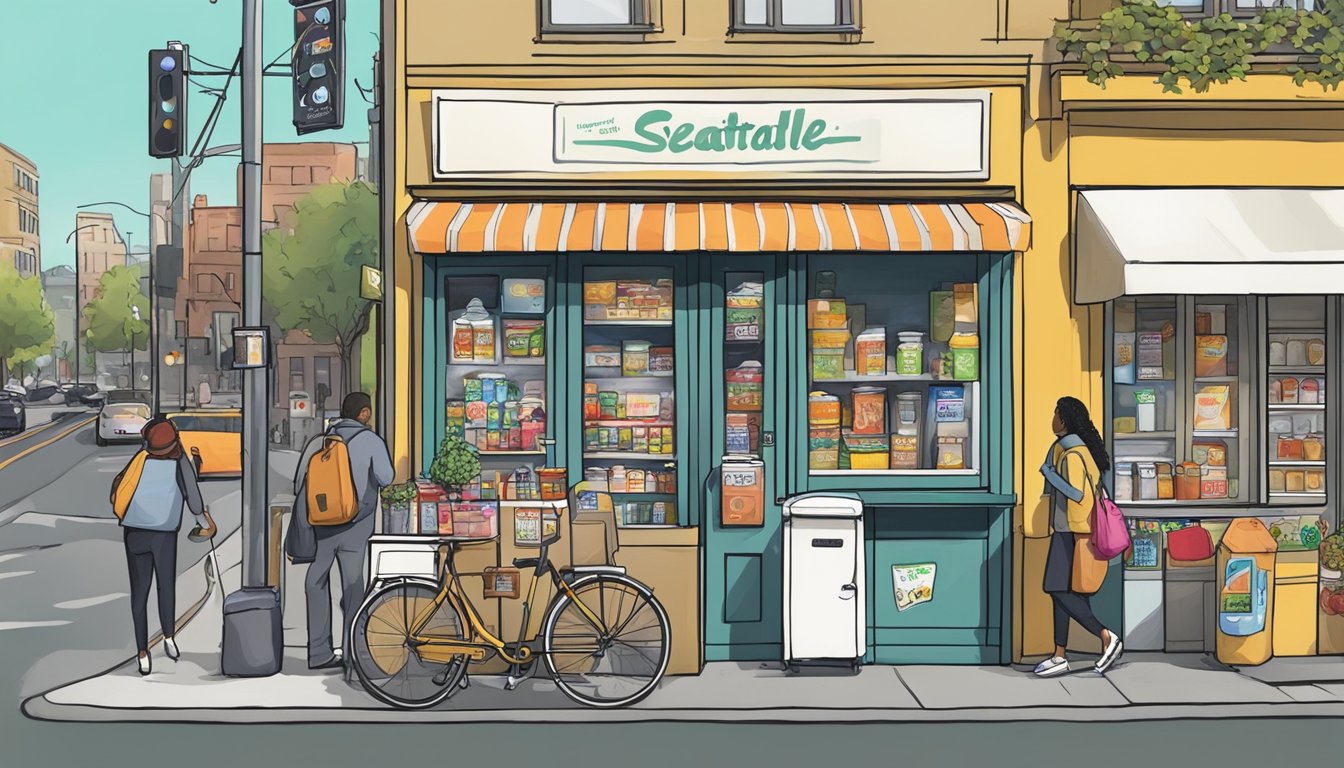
[1034,396,1123,677]
[110,417,215,675]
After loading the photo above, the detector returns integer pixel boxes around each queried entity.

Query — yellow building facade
[378,0,1344,671]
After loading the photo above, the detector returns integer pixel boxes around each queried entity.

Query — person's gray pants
[305,516,374,666]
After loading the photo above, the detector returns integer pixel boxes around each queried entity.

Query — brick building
[0,143,40,277]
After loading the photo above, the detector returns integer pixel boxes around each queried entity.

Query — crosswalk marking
[54,593,127,610]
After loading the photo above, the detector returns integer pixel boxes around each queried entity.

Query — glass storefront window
[1108,295,1330,509]
[581,266,679,526]
[806,254,982,475]
[1266,296,1328,503]
[443,272,549,501]
[725,271,765,455]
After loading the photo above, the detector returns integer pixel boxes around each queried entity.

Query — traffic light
[291,0,345,135]
[148,47,188,158]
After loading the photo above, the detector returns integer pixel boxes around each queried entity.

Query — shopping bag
[1082,470,1132,561]
[1072,536,1108,594]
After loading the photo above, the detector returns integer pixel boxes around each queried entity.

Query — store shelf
[584,452,676,461]
[604,492,677,497]
[584,420,674,428]
[584,319,673,327]
[477,450,547,457]
[617,524,681,529]
[1114,431,1177,440]
[1268,403,1326,411]
[810,469,978,476]
[1269,366,1326,375]
[1268,493,1328,500]
[1117,379,1177,384]
[1268,460,1327,467]
[1194,376,1239,383]
[815,372,951,384]
[584,374,675,381]
[1192,429,1239,438]
[448,358,545,367]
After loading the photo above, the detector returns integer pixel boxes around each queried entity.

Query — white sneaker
[164,637,180,661]
[1095,633,1124,674]
[1033,656,1070,677]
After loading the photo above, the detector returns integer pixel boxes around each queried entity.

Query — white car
[96,401,151,446]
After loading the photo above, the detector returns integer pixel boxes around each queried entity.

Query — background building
[1,143,40,277]
[177,194,242,400]
[40,265,76,381]
[74,212,126,308]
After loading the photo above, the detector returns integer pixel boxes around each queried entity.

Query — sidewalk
[25,525,1344,724]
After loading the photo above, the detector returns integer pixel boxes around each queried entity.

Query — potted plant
[428,433,481,502]
[380,481,416,534]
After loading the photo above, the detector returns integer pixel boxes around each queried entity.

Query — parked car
[25,380,62,404]
[61,383,99,406]
[96,400,152,446]
[167,408,242,478]
[0,391,25,435]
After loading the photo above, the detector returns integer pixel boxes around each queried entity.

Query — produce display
[1322,533,1344,572]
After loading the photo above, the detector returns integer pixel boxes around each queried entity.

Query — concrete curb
[22,698,1344,725]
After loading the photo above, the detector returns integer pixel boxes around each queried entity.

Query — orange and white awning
[407,201,1030,254]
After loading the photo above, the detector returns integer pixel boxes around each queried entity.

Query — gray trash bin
[221,587,283,677]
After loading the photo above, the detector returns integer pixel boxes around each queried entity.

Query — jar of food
[949,332,980,381]
[538,468,568,500]
[1287,339,1308,367]
[1282,377,1299,404]
[1137,462,1159,500]
[598,390,619,420]
[1320,567,1343,617]
[1176,462,1202,500]
[584,466,609,491]
[583,382,600,421]
[855,328,887,376]
[1301,378,1320,405]
[622,341,651,376]
[1308,338,1327,366]
[1304,433,1325,462]
[1113,463,1134,501]
[895,332,924,377]
[1157,462,1175,500]
[584,345,621,369]
[851,387,887,435]
[895,392,921,436]
[808,391,841,427]
[1270,340,1287,367]
[648,347,674,376]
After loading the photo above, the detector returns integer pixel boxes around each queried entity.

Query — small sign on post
[231,327,270,370]
[360,265,383,300]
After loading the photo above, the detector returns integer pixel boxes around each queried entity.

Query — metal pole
[74,233,80,386]
[241,0,267,590]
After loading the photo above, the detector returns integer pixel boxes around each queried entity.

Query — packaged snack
[1193,385,1231,431]
[1194,335,1228,377]
[807,298,847,329]
[851,387,887,435]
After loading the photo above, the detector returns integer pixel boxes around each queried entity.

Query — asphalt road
[3,418,1344,765]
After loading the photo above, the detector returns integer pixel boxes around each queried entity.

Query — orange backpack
[306,431,361,526]
[110,450,151,519]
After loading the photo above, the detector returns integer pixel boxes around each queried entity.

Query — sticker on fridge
[892,563,936,611]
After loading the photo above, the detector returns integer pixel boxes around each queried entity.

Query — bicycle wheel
[350,579,468,709]
[542,574,670,708]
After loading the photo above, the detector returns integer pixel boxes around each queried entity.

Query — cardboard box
[807,298,847,329]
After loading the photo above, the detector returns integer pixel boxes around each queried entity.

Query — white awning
[1074,189,1344,304]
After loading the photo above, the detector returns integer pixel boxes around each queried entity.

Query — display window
[805,254,983,475]
[437,271,551,509]
[1107,295,1331,509]
[580,265,680,527]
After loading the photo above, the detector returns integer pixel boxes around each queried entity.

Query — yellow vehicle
[166,408,242,478]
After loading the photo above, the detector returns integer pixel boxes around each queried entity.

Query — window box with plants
[1055,0,1344,93]
[380,481,416,535]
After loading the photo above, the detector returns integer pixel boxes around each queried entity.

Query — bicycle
[349,492,671,709]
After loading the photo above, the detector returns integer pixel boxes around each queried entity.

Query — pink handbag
[1085,473,1132,560]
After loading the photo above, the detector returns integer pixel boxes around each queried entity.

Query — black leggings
[1052,591,1104,648]
[124,528,178,652]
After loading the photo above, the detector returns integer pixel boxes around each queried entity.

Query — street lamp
[65,223,99,387]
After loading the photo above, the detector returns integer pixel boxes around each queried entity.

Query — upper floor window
[734,0,858,31]
[542,0,654,31]
[17,206,37,234]
[1157,0,1312,16]
[12,165,37,196]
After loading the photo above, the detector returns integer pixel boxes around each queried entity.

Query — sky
[2,0,379,269]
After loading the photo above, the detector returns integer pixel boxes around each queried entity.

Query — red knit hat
[143,419,182,459]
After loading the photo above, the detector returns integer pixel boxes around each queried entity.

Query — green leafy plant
[1055,0,1344,93]
[428,433,481,498]
[0,262,56,384]
[380,481,417,506]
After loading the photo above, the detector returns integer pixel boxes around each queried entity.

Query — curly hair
[1056,396,1111,473]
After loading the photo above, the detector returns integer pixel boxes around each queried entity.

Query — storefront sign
[892,563,937,611]
[360,265,383,300]
[434,89,991,180]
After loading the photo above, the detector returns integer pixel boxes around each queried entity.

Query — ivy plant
[1055,0,1344,93]
[380,481,417,506]
[428,433,481,498]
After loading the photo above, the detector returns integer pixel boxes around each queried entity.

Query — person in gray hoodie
[294,392,394,670]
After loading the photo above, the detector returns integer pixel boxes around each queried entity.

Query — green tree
[0,262,55,385]
[263,180,379,398]
[8,344,52,382]
[83,265,149,361]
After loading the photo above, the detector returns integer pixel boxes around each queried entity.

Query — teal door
[704,254,786,661]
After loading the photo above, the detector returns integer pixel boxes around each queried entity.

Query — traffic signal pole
[240,0,267,591]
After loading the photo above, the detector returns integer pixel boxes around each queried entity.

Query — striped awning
[407,201,1031,254]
